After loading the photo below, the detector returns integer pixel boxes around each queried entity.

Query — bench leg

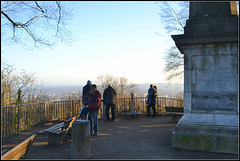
[48,133,64,146]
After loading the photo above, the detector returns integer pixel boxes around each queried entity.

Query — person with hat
[103,84,117,121]
[85,84,101,136]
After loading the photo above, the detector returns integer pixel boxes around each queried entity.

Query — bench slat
[49,128,64,134]
[43,123,64,133]
[46,125,63,132]
[7,146,28,160]
[65,117,74,123]
[1,134,36,160]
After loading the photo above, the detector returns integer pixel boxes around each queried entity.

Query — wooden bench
[43,116,77,146]
[1,134,36,160]
[165,106,184,123]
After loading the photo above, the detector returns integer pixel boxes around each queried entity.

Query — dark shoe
[93,133,97,136]
[151,115,156,117]
[145,115,150,117]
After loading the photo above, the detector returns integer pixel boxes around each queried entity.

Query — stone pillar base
[172,114,238,154]
[71,120,90,159]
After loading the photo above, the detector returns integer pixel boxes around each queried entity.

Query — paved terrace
[1,115,238,159]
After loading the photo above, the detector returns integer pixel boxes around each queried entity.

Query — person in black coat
[103,84,117,121]
[82,80,92,105]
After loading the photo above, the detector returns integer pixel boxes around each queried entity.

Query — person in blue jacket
[146,84,157,117]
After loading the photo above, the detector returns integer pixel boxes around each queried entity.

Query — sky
[1,1,180,86]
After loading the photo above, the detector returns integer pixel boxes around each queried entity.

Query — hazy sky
[1,1,179,86]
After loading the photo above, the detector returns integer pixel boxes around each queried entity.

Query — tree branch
[56,1,62,35]
[35,1,45,12]
[1,10,17,26]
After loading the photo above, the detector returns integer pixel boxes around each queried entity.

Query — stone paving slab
[1,115,238,159]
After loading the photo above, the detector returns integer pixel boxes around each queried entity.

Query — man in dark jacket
[103,84,117,121]
[82,80,92,105]
[85,84,101,136]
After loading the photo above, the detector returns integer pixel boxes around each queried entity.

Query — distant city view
[42,83,183,101]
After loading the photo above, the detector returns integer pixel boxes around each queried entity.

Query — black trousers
[147,103,156,116]
[106,103,115,121]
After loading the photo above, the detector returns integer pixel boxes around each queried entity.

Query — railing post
[28,104,30,126]
[131,93,134,113]
[17,106,20,134]
[72,100,74,117]
[44,103,46,123]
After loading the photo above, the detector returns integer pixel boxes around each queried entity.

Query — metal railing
[1,96,183,137]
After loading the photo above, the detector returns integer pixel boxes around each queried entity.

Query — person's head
[87,80,92,85]
[91,84,97,92]
[154,85,157,90]
[108,84,112,88]
[150,84,153,88]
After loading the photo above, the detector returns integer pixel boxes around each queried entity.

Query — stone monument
[171,2,238,154]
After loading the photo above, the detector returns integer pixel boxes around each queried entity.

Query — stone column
[171,2,238,154]
[71,120,90,159]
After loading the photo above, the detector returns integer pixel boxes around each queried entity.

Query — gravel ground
[1,115,238,159]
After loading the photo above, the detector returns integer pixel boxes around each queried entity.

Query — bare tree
[156,1,239,83]
[1,1,73,49]
[117,76,137,97]
[157,1,189,34]
[1,63,48,106]
[95,74,137,98]
[163,46,184,82]
[156,1,189,83]
[1,64,17,106]
[96,74,118,93]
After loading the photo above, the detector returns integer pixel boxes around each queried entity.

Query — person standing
[103,84,117,121]
[146,84,157,117]
[82,80,92,105]
[85,84,101,136]
[150,85,158,117]
[146,84,155,106]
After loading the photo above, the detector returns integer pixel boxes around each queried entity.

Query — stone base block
[71,120,90,159]
[172,133,238,154]
[172,119,238,154]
